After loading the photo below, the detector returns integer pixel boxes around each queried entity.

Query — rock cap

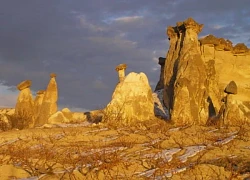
[158,57,166,66]
[50,73,57,78]
[224,81,237,94]
[37,90,45,95]
[184,17,203,34]
[115,64,127,71]
[17,80,32,91]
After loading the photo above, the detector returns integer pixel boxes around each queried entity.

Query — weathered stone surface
[163,18,209,125]
[223,94,245,125]
[34,90,45,120]
[104,72,154,125]
[205,60,222,116]
[35,74,58,126]
[16,80,32,91]
[200,39,250,118]
[62,108,73,120]
[155,57,166,91]
[224,81,237,94]
[48,111,69,124]
[15,81,35,129]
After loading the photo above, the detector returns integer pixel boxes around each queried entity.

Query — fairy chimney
[35,73,58,126]
[15,80,35,128]
[115,64,127,83]
[34,90,45,119]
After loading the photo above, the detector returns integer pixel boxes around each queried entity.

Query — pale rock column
[34,90,45,120]
[15,80,35,128]
[35,73,58,126]
[115,64,127,83]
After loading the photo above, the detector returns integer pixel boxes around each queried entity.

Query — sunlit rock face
[15,80,35,128]
[34,90,45,121]
[163,18,211,125]
[200,35,250,120]
[35,73,58,126]
[159,17,250,125]
[104,72,154,125]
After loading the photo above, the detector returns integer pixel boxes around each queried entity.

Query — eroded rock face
[104,72,154,125]
[200,35,250,121]
[163,18,209,125]
[14,80,35,128]
[35,73,58,126]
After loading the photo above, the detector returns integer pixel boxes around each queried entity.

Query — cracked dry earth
[0,120,250,180]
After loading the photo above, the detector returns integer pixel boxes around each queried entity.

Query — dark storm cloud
[0,0,249,109]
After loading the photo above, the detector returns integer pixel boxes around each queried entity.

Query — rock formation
[200,34,250,121]
[104,66,154,125]
[115,64,127,83]
[35,73,58,126]
[48,111,69,124]
[155,57,166,91]
[34,90,45,120]
[14,80,35,128]
[158,17,250,125]
[163,18,210,125]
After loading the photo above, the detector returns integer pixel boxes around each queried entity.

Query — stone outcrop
[214,81,246,125]
[163,18,210,125]
[159,17,250,125]
[0,108,15,131]
[14,80,35,128]
[104,68,154,125]
[35,73,58,126]
[200,34,250,121]
[155,57,166,91]
[48,111,69,124]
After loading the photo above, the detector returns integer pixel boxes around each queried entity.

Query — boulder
[14,80,35,129]
[48,111,69,124]
[62,108,73,119]
[104,71,154,125]
[35,73,58,126]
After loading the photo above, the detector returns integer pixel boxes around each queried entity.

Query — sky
[0,0,250,111]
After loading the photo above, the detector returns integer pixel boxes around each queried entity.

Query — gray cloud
[0,0,249,110]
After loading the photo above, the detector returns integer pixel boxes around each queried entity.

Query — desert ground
[0,119,250,180]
